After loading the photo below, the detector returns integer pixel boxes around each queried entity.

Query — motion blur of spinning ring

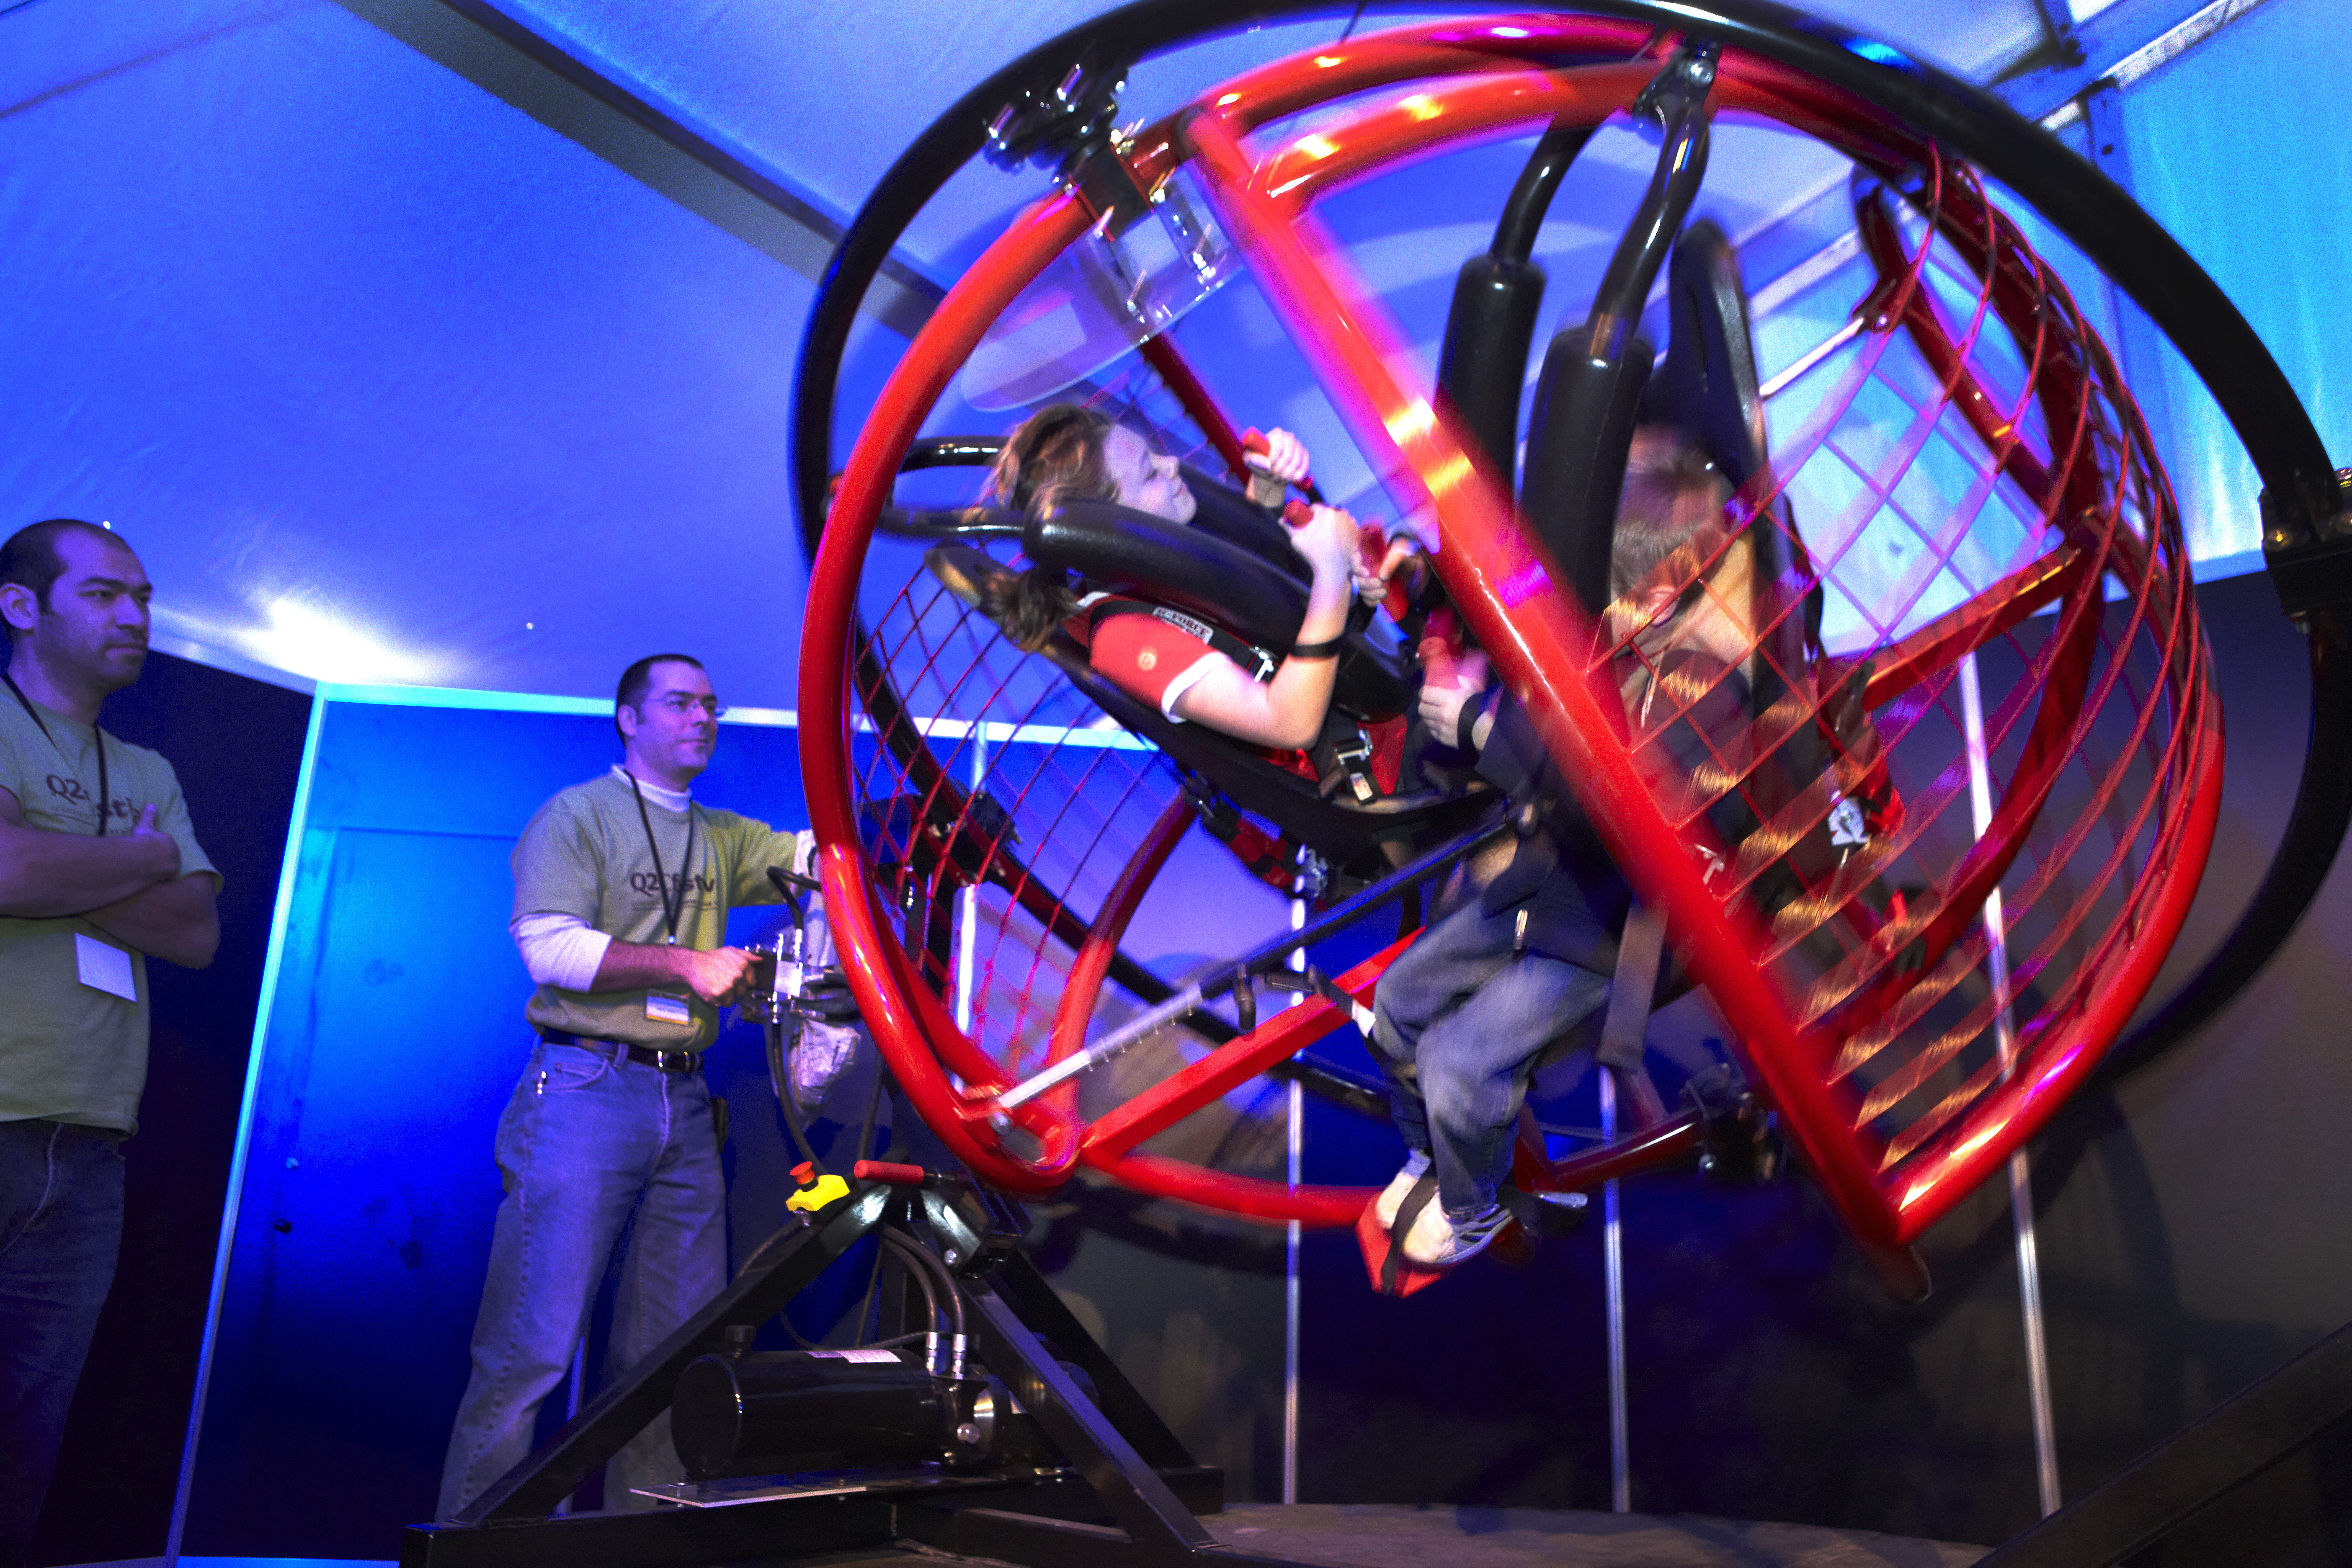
[788,3,2346,1285]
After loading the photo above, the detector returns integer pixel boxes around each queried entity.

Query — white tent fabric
[0,0,2334,707]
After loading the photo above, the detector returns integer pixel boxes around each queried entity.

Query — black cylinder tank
[673,1349,978,1481]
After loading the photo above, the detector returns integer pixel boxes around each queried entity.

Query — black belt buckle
[541,1030,700,1074]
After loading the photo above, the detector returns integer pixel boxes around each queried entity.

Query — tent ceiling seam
[329,0,945,336]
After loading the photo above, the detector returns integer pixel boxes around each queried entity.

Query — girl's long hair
[980,404,1119,651]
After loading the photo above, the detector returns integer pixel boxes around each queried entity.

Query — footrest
[1354,1198,1452,1297]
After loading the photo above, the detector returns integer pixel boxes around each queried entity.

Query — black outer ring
[787,0,2349,1088]
[789,0,2337,556]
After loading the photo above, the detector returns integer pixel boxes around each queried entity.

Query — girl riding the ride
[980,403,1387,753]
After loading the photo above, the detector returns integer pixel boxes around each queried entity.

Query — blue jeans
[438,1040,726,1519]
[0,1119,124,1568]
[1369,899,1611,1221]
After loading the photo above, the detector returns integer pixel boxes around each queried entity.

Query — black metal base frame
[404,1178,1297,1568]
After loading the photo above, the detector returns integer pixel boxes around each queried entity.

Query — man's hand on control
[1354,535,1424,606]
[682,945,759,1005]
[1417,646,1492,748]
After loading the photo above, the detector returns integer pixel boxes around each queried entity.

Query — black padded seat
[1044,636,1491,870]
[925,538,1485,872]
[1178,463,1303,568]
[1024,498,1409,724]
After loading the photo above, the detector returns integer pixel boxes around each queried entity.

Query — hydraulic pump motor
[672,1349,1059,1481]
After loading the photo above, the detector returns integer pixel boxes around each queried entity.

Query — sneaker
[1374,1150,1432,1229]
[1400,1198,1513,1268]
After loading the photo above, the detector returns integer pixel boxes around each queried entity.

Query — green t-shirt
[514,769,798,1050]
[0,686,219,1136]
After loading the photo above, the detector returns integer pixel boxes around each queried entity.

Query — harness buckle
[1329,730,1377,805]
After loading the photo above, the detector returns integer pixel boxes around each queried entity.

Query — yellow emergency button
[787,1160,851,1215]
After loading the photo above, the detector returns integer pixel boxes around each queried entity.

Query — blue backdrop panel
[183,698,809,1556]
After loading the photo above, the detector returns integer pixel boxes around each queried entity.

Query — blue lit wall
[178,693,1300,1555]
[179,696,813,1553]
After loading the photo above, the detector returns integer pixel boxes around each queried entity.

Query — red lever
[853,1159,930,1186]
[1354,520,1415,622]
[1243,427,1317,498]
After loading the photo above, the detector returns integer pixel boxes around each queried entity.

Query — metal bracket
[2260,468,2352,619]
[985,53,1151,235]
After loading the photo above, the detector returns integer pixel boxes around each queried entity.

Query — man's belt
[537,1029,702,1073]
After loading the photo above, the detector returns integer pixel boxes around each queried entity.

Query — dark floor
[70,1507,1994,1568]
[720,1505,1988,1567]
[1200,1506,1989,1567]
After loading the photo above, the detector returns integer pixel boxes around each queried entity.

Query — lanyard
[3,670,108,836]
[628,774,697,945]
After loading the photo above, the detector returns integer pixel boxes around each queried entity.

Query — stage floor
[1199,1506,1989,1566]
[80,1506,1988,1568]
[799,1504,1990,1567]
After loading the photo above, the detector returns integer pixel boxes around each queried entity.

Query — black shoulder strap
[1381,1172,1443,1295]
[1085,597,1279,683]
[1084,597,1390,805]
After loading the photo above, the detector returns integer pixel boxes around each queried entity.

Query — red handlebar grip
[1242,426,1270,456]
[853,1159,929,1186]
[1281,498,1315,528]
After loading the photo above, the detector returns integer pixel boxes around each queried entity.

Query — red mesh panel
[1611,150,2204,1191]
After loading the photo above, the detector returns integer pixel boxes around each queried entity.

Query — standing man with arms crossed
[440,653,812,1517]
[0,520,219,1568]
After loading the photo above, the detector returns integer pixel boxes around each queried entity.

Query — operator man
[438,653,812,1516]
[0,520,220,1568]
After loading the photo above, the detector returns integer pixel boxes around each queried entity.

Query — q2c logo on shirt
[629,869,714,900]
[44,776,128,823]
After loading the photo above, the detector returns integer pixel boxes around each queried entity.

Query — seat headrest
[1179,465,1302,567]
[1025,500,1307,651]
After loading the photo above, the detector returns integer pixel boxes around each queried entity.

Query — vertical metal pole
[1961,652,2063,1517]
[1283,897,1305,1504]
[1599,1069,1630,1513]
[954,730,990,1034]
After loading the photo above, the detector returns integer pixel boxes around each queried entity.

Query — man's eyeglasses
[650,694,727,718]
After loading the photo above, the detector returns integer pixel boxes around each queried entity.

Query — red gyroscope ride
[792,4,2351,1295]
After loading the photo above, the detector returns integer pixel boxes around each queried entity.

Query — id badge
[645,993,692,1025]
[75,933,137,1001]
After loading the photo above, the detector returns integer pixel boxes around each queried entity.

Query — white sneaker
[1374,1150,1433,1228]
[1400,1198,1512,1268]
